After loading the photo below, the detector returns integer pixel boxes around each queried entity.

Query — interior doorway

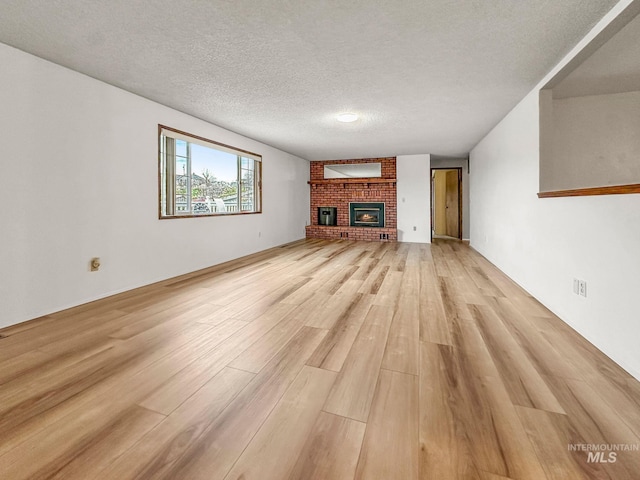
[431,167,462,240]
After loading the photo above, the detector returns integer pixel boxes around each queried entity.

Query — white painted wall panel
[396,154,431,243]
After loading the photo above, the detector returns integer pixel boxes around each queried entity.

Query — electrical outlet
[578,280,587,297]
[413,226,417,231]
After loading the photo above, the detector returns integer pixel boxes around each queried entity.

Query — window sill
[159,211,262,219]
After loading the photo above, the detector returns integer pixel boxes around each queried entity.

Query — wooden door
[445,170,460,238]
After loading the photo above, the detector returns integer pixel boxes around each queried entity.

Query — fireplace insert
[349,202,385,227]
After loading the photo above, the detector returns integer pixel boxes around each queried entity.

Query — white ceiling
[553,8,640,98]
[0,0,620,160]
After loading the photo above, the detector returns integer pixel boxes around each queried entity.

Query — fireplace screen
[354,208,380,225]
[349,202,385,227]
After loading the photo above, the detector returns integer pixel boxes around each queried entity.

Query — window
[159,125,262,218]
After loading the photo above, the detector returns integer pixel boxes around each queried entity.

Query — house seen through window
[159,126,262,217]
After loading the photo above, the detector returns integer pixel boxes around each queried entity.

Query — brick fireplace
[305,157,397,242]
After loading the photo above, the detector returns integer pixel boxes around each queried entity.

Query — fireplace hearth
[349,202,385,228]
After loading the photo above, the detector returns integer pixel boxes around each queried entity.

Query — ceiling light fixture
[336,112,358,123]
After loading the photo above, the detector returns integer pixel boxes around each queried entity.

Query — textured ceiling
[0,0,620,160]
[554,9,640,98]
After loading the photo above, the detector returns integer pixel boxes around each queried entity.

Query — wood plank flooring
[1,238,639,479]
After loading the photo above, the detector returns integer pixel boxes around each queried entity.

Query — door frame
[430,167,463,241]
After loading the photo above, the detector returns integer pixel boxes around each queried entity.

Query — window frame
[158,125,262,219]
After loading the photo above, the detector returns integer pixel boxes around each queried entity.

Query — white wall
[471,90,640,379]
[546,91,640,190]
[0,43,310,329]
[396,154,431,243]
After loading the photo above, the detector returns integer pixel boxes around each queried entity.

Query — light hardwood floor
[1,239,639,479]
